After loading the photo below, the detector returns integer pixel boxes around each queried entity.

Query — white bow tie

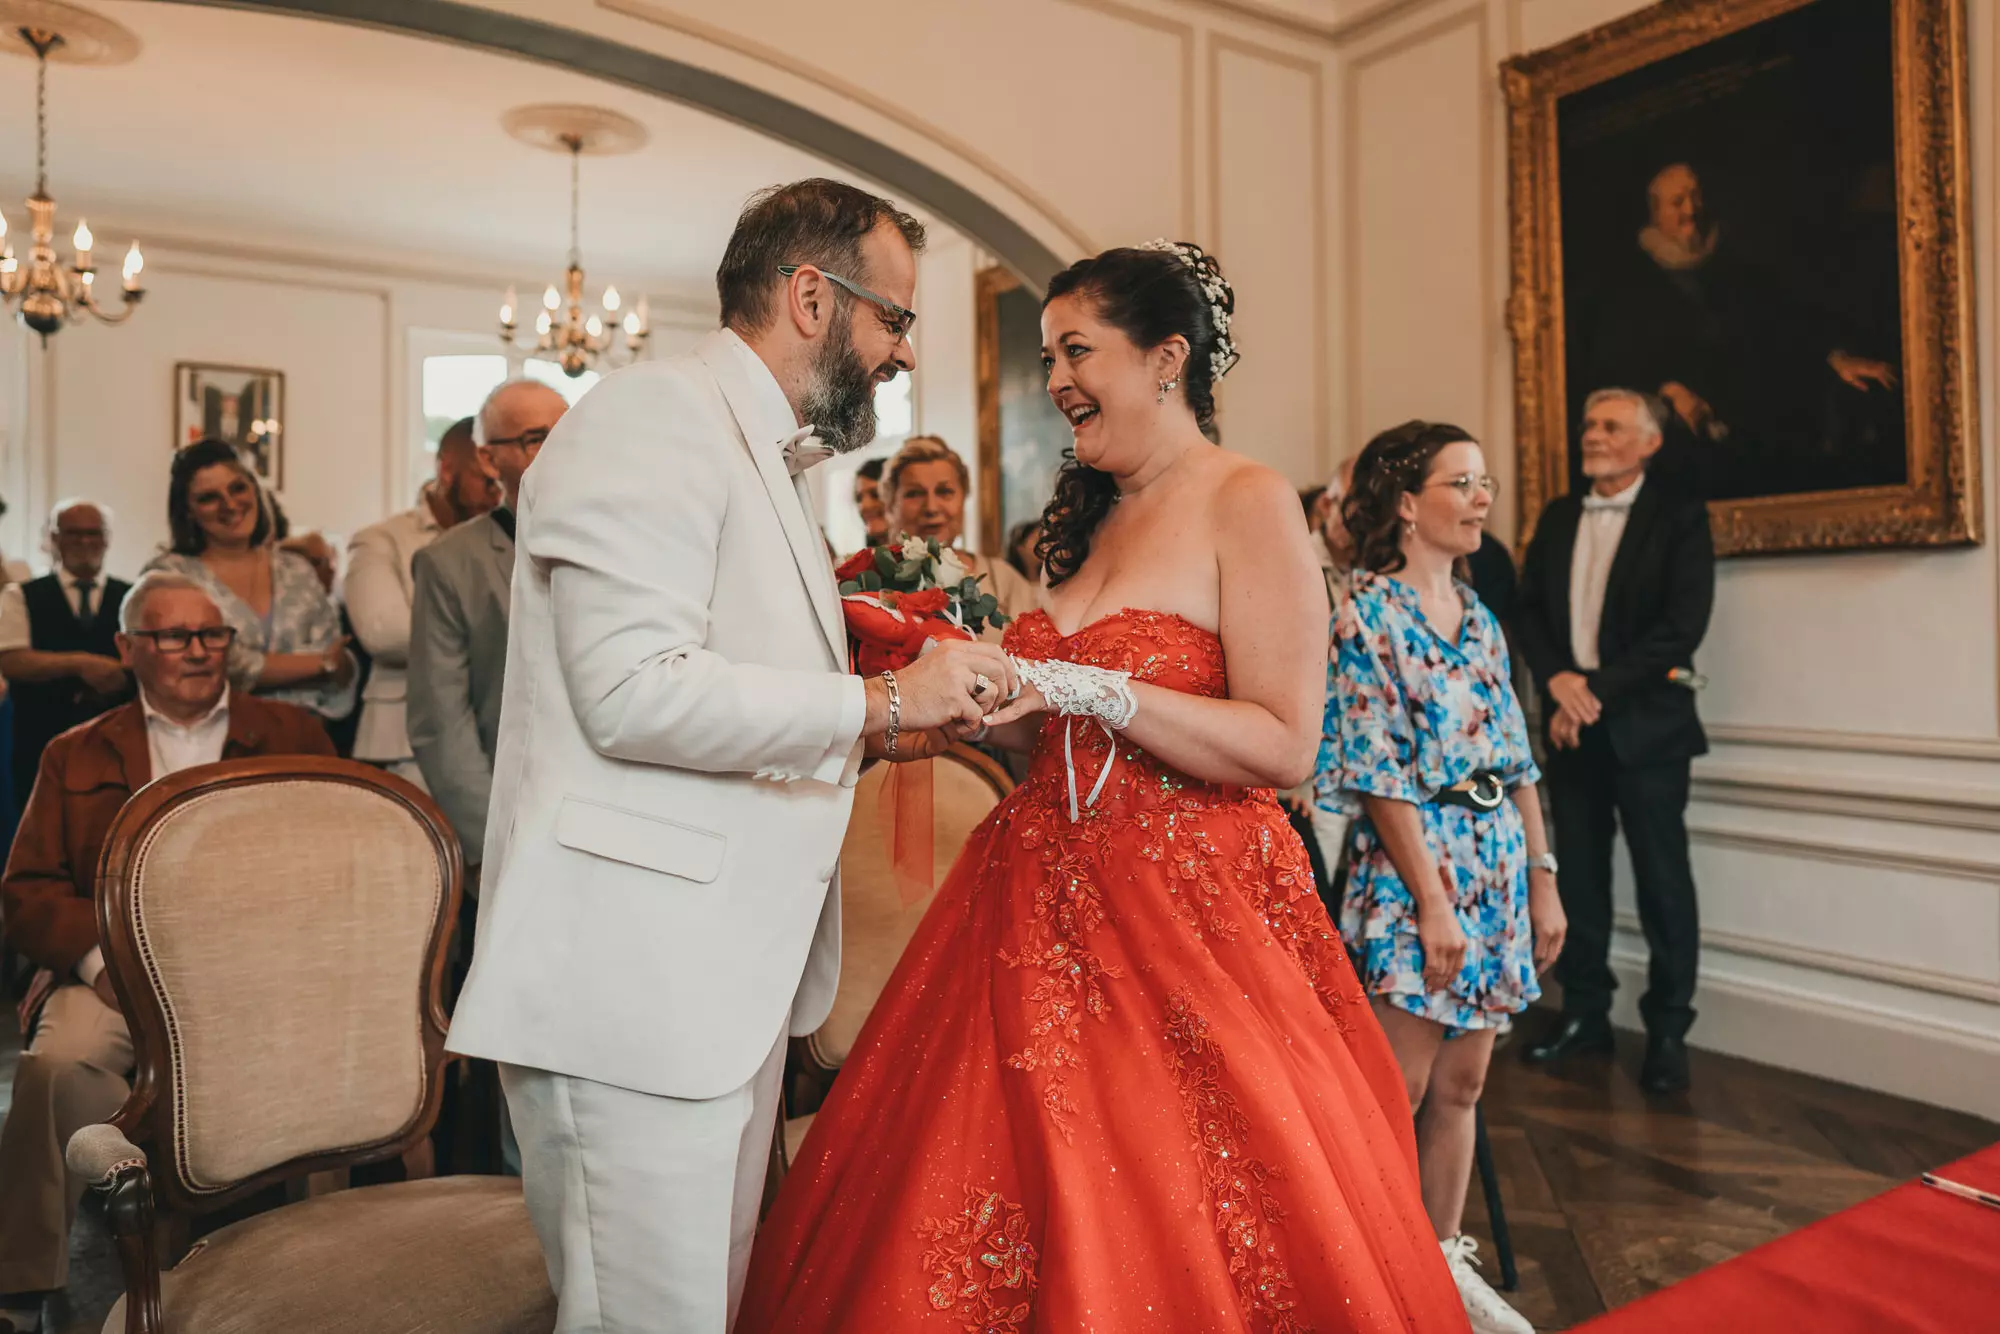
[1581,489,1638,513]
[781,429,834,477]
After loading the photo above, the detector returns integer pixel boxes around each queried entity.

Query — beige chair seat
[105,1176,555,1334]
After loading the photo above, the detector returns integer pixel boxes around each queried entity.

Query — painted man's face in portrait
[1648,163,1705,248]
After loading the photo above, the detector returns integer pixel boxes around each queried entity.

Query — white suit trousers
[499,1027,787,1334]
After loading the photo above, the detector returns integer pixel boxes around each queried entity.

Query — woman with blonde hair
[880,434,1039,636]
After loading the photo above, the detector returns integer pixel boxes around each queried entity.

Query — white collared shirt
[77,688,232,988]
[713,328,866,777]
[141,686,233,783]
[0,566,110,653]
[1569,474,1645,671]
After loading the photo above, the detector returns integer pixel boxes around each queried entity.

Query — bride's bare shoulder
[1204,451,1307,531]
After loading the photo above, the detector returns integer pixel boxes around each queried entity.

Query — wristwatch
[1528,853,1559,875]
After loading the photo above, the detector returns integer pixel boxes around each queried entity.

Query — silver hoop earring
[1156,377,1180,405]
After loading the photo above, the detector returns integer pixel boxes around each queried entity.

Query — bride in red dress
[740,243,1469,1334]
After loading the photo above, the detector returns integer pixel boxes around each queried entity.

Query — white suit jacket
[344,496,445,763]
[446,330,866,1101]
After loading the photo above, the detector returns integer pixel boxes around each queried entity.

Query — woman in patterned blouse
[143,439,356,719]
[1317,419,1566,1334]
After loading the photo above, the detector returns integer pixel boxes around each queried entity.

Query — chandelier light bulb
[122,242,143,286]
[622,310,642,337]
[535,310,553,336]
[1,252,15,276]
[0,210,8,240]
[72,218,93,253]
[585,314,604,338]
[500,285,517,327]
[602,285,621,313]
[81,269,94,287]
[542,284,561,311]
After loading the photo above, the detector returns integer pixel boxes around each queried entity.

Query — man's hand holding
[1548,671,1601,725]
[863,639,1018,740]
[77,655,129,696]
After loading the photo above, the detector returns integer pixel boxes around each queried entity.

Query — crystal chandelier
[0,24,143,339]
[500,116,648,378]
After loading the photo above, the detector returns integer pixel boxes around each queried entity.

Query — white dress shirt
[1569,474,1645,672]
[0,566,108,653]
[76,688,232,987]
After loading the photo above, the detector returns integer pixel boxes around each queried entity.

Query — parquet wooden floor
[1462,1023,1998,1331]
[4,1010,1993,1332]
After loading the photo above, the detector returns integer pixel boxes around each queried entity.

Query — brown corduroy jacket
[1,692,335,975]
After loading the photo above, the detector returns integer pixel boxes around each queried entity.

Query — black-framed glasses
[1427,473,1501,500]
[483,427,552,450]
[777,264,917,339]
[127,626,237,654]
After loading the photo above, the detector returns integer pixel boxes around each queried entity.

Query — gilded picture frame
[1502,0,1978,556]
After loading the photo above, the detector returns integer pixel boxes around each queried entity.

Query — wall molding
[1338,3,1489,454]
[1197,0,1435,45]
[1607,942,2000,1120]
[1688,823,2000,886]
[1707,723,2000,763]
[1208,33,1331,460]
[1615,909,2000,1006]
[1692,769,2000,834]
[1063,0,1201,238]
[599,0,1098,264]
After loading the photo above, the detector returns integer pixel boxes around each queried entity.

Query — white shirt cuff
[809,674,868,787]
[75,946,106,987]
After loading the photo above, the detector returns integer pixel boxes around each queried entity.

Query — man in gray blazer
[408,378,569,878]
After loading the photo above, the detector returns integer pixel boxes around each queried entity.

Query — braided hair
[1342,420,1477,575]
[1034,240,1239,586]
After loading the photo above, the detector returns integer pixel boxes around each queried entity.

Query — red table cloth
[1578,1142,2000,1332]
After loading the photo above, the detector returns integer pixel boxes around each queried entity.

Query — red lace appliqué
[1164,991,1314,1334]
[918,1186,1039,1333]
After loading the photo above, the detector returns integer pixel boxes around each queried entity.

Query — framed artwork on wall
[975,265,1070,557]
[175,362,285,489]
[1503,0,1978,556]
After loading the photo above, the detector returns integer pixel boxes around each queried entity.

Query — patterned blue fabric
[1314,569,1541,1035]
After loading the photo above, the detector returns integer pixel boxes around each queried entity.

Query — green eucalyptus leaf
[838,580,859,596]
[859,571,883,592]
[873,547,898,579]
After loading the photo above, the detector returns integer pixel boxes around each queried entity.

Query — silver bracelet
[882,669,901,756]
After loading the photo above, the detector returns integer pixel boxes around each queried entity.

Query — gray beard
[797,321,880,455]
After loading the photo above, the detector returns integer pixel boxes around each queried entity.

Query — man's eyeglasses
[127,626,237,654]
[1427,473,1500,500]
[482,427,552,450]
[777,264,917,340]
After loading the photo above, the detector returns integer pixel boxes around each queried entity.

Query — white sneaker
[1441,1234,1534,1334]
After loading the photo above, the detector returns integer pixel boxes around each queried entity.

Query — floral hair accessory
[1139,238,1240,383]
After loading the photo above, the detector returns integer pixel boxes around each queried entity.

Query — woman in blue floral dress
[1313,420,1566,1334]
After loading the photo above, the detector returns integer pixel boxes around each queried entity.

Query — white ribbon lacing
[1012,656,1139,821]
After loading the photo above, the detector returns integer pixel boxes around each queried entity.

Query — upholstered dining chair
[777,744,1015,1168]
[63,756,555,1334]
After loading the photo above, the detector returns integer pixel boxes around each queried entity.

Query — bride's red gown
[740,610,1469,1333]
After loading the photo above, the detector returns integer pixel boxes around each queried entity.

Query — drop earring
[1157,377,1180,404]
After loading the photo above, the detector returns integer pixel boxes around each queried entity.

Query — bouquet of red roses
[833,536,1009,904]
[833,536,1008,675]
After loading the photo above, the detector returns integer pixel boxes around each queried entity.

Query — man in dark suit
[1513,388,1716,1094]
[0,501,134,813]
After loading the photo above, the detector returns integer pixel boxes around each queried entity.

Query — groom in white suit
[447,179,1015,1332]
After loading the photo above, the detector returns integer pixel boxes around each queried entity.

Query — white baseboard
[1607,945,2000,1122]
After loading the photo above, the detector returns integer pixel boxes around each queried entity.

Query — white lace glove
[1009,656,1138,729]
[1009,656,1139,819]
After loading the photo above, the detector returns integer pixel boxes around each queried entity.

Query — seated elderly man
[0,571,334,1333]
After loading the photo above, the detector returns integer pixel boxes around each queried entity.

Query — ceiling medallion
[499,104,650,378]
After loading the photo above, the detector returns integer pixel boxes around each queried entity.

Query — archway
[185,0,1068,288]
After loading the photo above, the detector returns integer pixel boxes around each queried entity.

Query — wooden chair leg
[1473,1102,1519,1291]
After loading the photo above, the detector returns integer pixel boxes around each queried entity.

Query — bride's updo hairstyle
[1343,419,1477,575]
[1035,240,1240,586]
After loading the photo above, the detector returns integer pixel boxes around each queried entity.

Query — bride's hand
[979,680,1048,729]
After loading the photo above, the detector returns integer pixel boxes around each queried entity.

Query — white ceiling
[0,1,911,296]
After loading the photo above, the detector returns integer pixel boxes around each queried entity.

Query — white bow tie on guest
[1581,488,1639,513]
[782,428,835,477]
